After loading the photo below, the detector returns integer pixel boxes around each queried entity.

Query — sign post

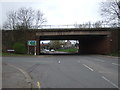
[27,40,37,55]
[34,46,36,55]
[28,46,29,54]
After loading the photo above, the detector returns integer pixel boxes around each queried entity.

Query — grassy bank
[57,48,78,53]
[109,52,120,57]
[1,53,34,56]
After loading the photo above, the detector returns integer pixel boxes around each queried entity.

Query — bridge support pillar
[36,37,40,55]
[78,40,81,54]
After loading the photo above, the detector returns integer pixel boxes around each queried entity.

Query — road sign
[28,40,36,46]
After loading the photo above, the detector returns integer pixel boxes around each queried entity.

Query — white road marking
[112,63,120,66]
[7,63,32,83]
[102,76,119,89]
[83,64,94,71]
[58,60,61,64]
[37,81,41,89]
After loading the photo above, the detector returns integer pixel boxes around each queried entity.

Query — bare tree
[93,21,103,28]
[100,0,120,26]
[3,7,47,30]
[74,22,92,28]
[17,7,35,29]
[35,10,47,29]
[3,11,17,30]
[74,21,104,28]
[82,22,92,28]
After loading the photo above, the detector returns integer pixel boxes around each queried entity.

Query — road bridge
[2,28,119,55]
[35,28,118,55]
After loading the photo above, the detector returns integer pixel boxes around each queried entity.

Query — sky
[0,0,104,28]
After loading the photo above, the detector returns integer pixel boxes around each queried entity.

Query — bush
[13,42,27,54]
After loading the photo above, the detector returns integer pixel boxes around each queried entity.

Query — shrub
[13,42,27,54]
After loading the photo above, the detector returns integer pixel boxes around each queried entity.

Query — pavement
[2,55,120,89]
[41,51,68,54]
[2,62,32,88]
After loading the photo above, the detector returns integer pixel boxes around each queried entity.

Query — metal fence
[32,24,120,29]
[2,24,120,30]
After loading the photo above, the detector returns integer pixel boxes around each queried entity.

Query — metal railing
[32,24,120,29]
[2,23,120,30]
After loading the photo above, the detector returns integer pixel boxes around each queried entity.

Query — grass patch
[57,48,78,53]
[1,53,34,56]
[109,52,120,57]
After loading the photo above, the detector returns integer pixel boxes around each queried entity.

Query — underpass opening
[40,40,79,55]
[38,35,110,55]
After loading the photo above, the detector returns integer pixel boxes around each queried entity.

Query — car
[51,49,55,52]
[44,49,49,52]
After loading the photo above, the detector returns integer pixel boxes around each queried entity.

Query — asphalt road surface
[2,55,119,88]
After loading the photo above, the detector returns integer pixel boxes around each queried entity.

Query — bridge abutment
[36,36,40,55]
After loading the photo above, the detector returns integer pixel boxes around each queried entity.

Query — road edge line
[6,63,33,88]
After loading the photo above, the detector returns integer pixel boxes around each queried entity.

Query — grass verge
[1,53,34,56]
[109,52,120,57]
[57,48,78,53]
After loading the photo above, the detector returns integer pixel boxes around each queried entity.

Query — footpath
[2,62,32,89]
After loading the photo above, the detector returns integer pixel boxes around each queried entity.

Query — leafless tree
[35,10,47,29]
[74,22,92,28]
[82,22,92,28]
[17,7,35,29]
[3,11,17,30]
[100,0,120,26]
[74,21,104,28]
[3,7,47,30]
[93,21,103,28]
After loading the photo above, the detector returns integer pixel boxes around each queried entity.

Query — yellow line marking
[37,81,41,89]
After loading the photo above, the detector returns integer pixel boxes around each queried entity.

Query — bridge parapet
[36,29,111,36]
[31,24,120,29]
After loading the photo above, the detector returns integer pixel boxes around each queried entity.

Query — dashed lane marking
[83,64,94,71]
[102,76,119,89]
[112,63,120,66]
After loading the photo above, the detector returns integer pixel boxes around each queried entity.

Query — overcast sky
[0,0,104,28]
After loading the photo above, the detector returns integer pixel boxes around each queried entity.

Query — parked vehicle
[51,49,55,52]
[44,49,49,52]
